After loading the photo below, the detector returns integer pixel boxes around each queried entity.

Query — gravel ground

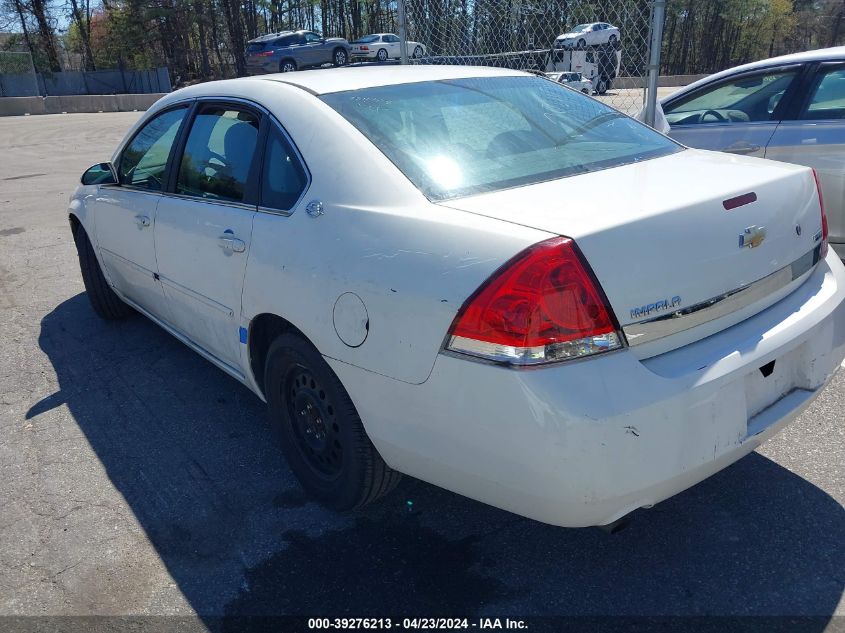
[0,111,843,631]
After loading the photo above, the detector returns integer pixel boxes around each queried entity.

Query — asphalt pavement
[0,111,843,631]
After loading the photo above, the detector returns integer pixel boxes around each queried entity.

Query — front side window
[322,76,680,201]
[801,67,845,120]
[664,69,797,126]
[176,106,260,203]
[260,126,308,211]
[119,106,188,190]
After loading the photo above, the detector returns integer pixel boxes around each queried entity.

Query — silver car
[245,30,351,74]
[662,47,845,258]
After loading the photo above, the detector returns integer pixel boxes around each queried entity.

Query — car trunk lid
[439,149,825,358]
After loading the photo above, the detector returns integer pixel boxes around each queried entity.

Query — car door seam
[157,273,235,317]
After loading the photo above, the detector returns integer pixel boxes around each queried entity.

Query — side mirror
[81,162,117,186]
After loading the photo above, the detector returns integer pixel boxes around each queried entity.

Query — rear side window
[246,42,266,53]
[801,67,845,120]
[119,106,188,190]
[260,126,308,211]
[176,106,260,203]
[664,69,797,125]
[322,76,679,201]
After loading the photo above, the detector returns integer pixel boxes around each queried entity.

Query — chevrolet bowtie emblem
[739,225,767,249]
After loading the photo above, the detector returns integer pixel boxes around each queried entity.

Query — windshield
[354,35,381,43]
[321,76,681,201]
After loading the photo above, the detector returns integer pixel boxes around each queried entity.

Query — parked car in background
[661,47,845,259]
[546,70,593,93]
[350,33,426,61]
[556,22,620,48]
[245,30,351,74]
[70,66,843,528]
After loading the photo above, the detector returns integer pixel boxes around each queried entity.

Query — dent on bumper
[329,253,845,527]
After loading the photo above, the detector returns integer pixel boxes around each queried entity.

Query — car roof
[248,31,294,43]
[665,46,845,101]
[248,29,315,43]
[235,65,528,95]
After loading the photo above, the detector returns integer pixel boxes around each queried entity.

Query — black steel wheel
[264,333,401,510]
[286,365,343,479]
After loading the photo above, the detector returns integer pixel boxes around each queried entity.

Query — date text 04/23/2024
[307,618,528,630]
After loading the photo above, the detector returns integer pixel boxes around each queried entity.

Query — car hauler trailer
[546,42,622,95]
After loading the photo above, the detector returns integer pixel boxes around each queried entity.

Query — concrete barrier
[613,74,708,89]
[0,93,167,117]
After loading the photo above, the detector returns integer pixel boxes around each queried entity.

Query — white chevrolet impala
[69,66,845,528]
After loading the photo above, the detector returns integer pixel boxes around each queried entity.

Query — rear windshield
[354,35,381,43]
[321,76,680,201]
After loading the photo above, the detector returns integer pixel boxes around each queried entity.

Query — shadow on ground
[30,293,845,628]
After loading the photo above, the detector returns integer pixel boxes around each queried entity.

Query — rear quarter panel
[239,81,551,385]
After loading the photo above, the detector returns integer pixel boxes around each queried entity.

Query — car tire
[582,88,589,94]
[608,34,617,45]
[333,48,348,66]
[413,46,424,59]
[264,333,401,510]
[577,38,586,48]
[376,48,388,62]
[280,59,297,73]
[72,224,132,320]
[596,77,608,95]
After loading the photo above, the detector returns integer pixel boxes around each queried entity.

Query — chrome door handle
[135,215,151,228]
[218,236,246,253]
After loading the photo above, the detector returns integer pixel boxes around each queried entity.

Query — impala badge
[739,225,767,249]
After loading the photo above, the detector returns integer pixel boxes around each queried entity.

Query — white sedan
[350,33,426,61]
[70,66,845,528]
[546,71,593,93]
[556,22,620,48]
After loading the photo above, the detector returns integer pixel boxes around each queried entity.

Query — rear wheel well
[248,313,309,397]
[69,213,81,235]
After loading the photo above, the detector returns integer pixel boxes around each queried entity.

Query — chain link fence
[0,52,39,97]
[397,0,657,116]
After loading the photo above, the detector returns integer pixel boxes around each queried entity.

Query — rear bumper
[245,62,274,75]
[351,51,377,59]
[329,252,845,527]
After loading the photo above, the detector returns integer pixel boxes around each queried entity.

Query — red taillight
[256,50,274,57]
[813,169,829,259]
[360,46,369,50]
[446,237,623,365]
